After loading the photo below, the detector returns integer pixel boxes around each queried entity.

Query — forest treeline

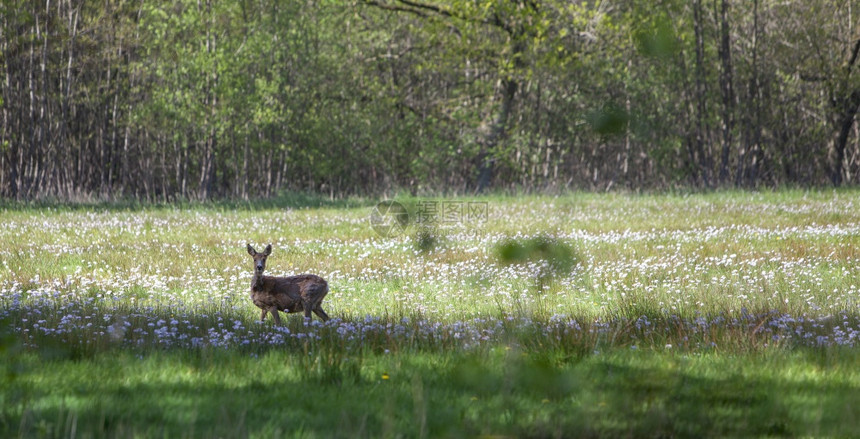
[1,0,859,200]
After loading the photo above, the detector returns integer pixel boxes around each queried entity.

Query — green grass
[2,189,860,437]
[5,349,860,438]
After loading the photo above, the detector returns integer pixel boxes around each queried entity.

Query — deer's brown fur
[247,244,330,324]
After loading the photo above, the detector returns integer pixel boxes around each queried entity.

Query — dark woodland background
[1,0,859,200]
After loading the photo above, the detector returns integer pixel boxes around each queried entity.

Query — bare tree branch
[847,34,860,71]
[360,0,505,31]
[360,0,429,18]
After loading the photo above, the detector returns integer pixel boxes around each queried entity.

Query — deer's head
[247,244,272,276]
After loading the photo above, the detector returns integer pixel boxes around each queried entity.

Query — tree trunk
[737,0,762,187]
[476,76,517,193]
[829,28,860,186]
[717,0,734,185]
[693,0,712,187]
[830,89,860,186]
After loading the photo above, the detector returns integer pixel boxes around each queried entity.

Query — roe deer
[246,244,330,324]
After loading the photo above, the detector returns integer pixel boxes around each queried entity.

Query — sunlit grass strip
[2,190,860,351]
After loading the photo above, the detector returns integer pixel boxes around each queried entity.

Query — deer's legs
[313,306,330,322]
[260,308,268,322]
[269,307,283,325]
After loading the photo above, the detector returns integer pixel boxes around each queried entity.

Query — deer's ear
[263,244,272,256]
[247,244,256,256]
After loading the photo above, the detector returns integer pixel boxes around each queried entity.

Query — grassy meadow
[2,190,860,437]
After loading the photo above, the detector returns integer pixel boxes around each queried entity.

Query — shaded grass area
[2,300,860,437]
[3,348,859,438]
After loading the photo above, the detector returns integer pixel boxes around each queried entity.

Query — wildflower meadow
[2,190,860,437]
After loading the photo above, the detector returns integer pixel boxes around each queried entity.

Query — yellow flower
[542,399,550,404]
[470,396,478,401]
[381,373,389,380]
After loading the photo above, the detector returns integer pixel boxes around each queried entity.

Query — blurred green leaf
[496,235,579,278]
[586,102,630,136]
[634,16,679,59]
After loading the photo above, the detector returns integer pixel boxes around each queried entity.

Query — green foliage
[586,101,631,136]
[412,226,442,253]
[496,235,580,282]
[634,15,679,59]
[2,0,860,196]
